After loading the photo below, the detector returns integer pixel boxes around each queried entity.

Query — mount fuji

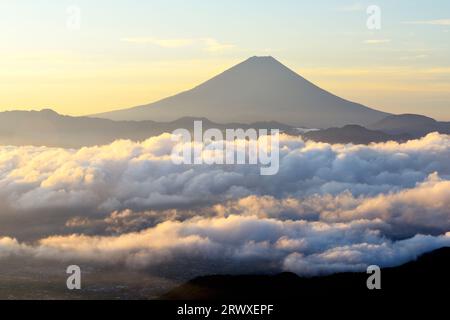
[93,56,390,128]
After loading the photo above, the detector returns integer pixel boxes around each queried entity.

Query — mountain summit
[93,56,389,128]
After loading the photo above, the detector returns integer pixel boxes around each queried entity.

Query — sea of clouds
[0,132,449,276]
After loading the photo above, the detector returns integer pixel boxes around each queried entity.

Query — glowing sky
[1,0,450,119]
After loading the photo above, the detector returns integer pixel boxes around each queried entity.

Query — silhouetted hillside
[0,110,294,148]
[162,247,450,300]
[369,114,450,137]
[303,125,411,144]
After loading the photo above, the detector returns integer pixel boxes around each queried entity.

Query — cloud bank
[0,133,449,276]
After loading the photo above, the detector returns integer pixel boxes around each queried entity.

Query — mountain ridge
[0,109,296,148]
[2,109,447,148]
[93,56,390,128]
[369,113,450,137]
[162,247,450,300]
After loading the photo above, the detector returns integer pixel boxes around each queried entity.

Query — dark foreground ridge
[162,247,450,300]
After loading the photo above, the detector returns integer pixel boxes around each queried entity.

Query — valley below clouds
[0,132,449,277]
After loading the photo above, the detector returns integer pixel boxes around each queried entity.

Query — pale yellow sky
[1,56,234,116]
[1,0,450,120]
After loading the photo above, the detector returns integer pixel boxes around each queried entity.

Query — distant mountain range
[369,114,450,138]
[93,56,390,128]
[0,109,294,148]
[0,110,448,148]
[162,247,450,300]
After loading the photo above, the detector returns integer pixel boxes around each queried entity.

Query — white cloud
[121,37,196,48]
[121,37,235,52]
[2,132,449,213]
[0,133,449,275]
[364,39,391,45]
[403,19,450,26]
[1,214,449,276]
[202,38,235,52]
